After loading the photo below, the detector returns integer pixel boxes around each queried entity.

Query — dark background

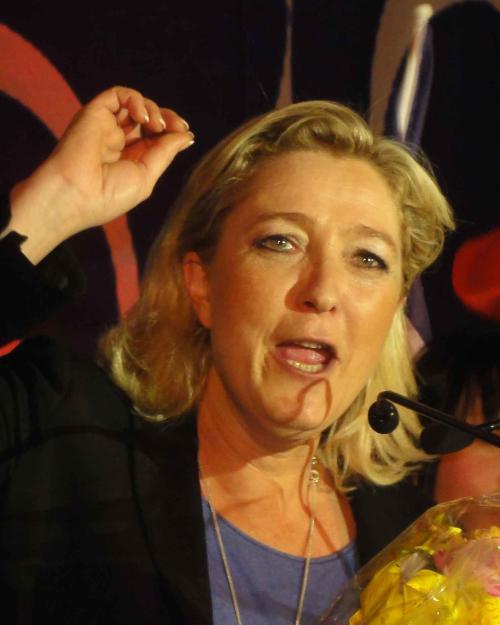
[1,0,498,355]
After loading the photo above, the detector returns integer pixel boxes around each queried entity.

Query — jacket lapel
[130,410,213,625]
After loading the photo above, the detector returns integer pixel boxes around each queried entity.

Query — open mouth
[275,340,336,374]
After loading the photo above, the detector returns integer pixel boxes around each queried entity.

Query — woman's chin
[257,398,336,444]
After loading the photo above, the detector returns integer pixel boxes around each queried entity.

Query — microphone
[368,390,500,453]
[419,425,474,454]
[368,399,399,434]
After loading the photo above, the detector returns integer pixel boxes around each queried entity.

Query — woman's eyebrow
[250,211,315,227]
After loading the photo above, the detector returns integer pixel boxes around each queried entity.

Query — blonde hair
[100,101,454,489]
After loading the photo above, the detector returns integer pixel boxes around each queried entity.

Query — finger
[135,103,190,135]
[122,122,142,144]
[160,107,190,133]
[87,86,148,122]
[102,126,127,162]
[116,106,132,127]
[122,110,192,147]
[143,98,167,132]
[120,91,149,125]
[88,87,190,136]
[136,130,195,191]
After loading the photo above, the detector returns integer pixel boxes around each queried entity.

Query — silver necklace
[202,456,321,625]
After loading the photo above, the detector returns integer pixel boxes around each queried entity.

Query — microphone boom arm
[378,390,500,449]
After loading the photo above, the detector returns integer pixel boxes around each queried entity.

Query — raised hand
[5,86,194,264]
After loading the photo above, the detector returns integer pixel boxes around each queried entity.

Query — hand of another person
[6,86,194,264]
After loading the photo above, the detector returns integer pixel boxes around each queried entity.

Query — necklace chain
[202,456,320,625]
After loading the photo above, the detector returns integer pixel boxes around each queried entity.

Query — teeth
[294,341,330,351]
[286,360,324,373]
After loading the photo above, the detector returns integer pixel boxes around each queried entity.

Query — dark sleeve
[0,336,75,485]
[351,480,435,566]
[0,193,85,344]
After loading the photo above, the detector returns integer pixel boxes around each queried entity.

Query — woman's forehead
[231,151,401,228]
[242,149,396,200]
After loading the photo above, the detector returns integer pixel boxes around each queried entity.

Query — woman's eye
[255,234,296,252]
[355,250,388,270]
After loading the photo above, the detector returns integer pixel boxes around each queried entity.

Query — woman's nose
[298,259,340,313]
[303,291,337,313]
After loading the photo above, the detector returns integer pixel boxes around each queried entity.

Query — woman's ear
[183,251,212,328]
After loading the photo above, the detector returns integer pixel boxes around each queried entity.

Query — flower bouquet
[321,494,500,624]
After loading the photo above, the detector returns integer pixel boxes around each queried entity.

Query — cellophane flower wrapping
[321,493,500,625]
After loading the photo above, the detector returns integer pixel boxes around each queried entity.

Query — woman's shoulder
[2,335,109,390]
[0,336,131,434]
[2,334,86,376]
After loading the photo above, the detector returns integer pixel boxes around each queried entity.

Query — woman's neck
[197,383,319,500]
[196,374,355,556]
[197,391,354,556]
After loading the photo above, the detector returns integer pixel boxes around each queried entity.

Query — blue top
[202,498,357,625]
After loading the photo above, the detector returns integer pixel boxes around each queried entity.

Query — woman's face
[186,150,404,447]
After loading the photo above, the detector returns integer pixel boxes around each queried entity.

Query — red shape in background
[452,228,500,322]
[0,24,140,354]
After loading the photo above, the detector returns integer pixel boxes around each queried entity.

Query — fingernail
[181,132,195,150]
[181,118,190,131]
[159,117,167,130]
[144,112,150,123]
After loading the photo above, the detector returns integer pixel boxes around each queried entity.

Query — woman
[1,87,453,624]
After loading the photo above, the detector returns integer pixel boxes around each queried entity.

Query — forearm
[2,162,84,265]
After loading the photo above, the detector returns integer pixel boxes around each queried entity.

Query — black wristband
[0,190,11,232]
